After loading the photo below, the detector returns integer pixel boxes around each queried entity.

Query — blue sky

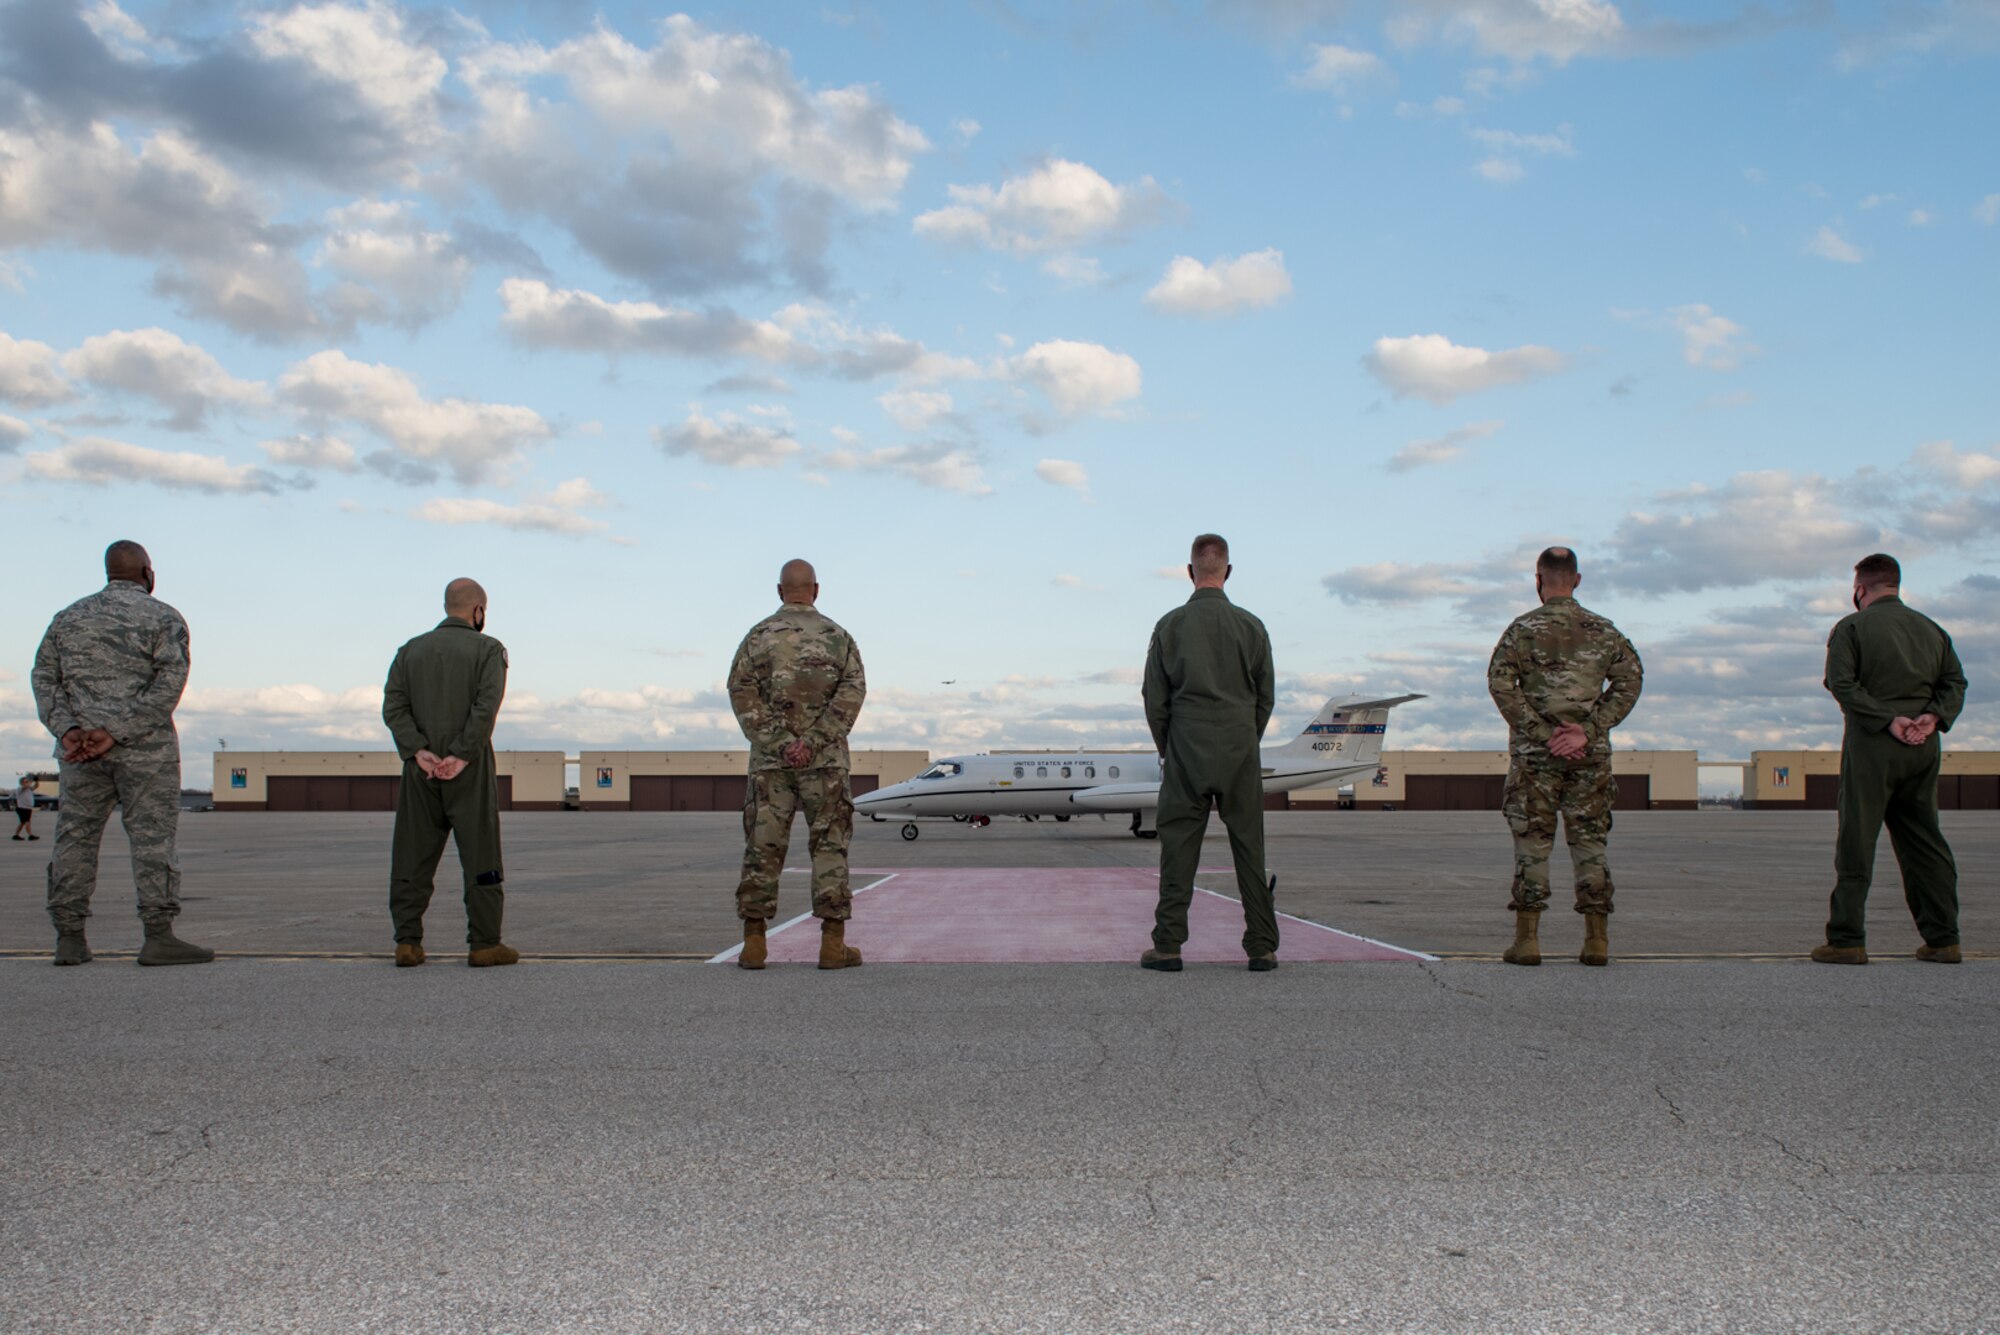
[2,0,1996,788]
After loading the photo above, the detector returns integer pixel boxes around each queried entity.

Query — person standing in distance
[1141,533,1279,972]
[1487,546,1643,967]
[32,540,212,966]
[13,776,37,841]
[728,559,867,971]
[1813,553,1967,965]
[382,578,517,968]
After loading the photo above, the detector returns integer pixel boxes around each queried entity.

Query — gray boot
[138,921,215,966]
[53,930,93,966]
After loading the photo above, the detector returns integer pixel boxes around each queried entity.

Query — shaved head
[778,559,819,606]
[1186,533,1231,588]
[105,540,150,584]
[444,578,487,618]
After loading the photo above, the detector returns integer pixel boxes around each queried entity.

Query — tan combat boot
[739,918,768,970]
[395,942,426,967]
[53,930,93,966]
[1810,944,1867,965]
[818,918,862,970]
[1502,910,1541,966]
[1580,913,1609,967]
[467,943,520,967]
[1915,943,1962,964]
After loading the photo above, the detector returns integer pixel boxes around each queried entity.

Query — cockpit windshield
[916,762,963,781]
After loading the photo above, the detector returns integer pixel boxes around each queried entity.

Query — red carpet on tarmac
[711,867,1429,965]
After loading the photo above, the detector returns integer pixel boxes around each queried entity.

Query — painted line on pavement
[706,872,899,964]
[1190,885,1438,962]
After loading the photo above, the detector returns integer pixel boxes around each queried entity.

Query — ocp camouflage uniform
[32,582,191,931]
[1487,596,1644,916]
[728,605,867,923]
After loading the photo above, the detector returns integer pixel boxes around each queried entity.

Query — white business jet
[855,693,1423,841]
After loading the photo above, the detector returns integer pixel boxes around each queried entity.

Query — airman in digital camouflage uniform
[727,559,867,971]
[382,578,517,968]
[32,541,213,966]
[1141,533,1279,973]
[1487,546,1643,967]
[1813,553,1967,966]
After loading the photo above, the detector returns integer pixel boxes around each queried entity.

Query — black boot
[138,921,215,966]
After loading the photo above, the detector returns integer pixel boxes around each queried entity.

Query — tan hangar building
[578,750,929,811]
[1287,750,1701,812]
[214,752,568,811]
[1743,749,2000,809]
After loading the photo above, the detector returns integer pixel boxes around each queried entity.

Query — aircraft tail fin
[1267,693,1424,767]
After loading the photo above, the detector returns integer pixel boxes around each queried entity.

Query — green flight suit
[1823,595,1966,949]
[1143,586,1277,956]
[382,618,510,949]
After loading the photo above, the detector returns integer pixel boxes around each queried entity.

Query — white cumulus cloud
[260,433,360,472]
[1009,340,1143,418]
[1388,0,1627,64]
[61,327,266,429]
[823,442,991,495]
[877,388,954,431]
[1387,420,1503,472]
[0,412,32,452]
[318,203,472,328]
[414,478,612,537]
[277,351,553,485]
[248,1,447,164]
[1034,458,1092,495]
[913,158,1170,253]
[1363,334,1567,403]
[0,332,75,408]
[1807,225,1863,263]
[654,408,801,469]
[498,278,793,361]
[1667,304,1754,371]
[25,436,286,494]
[1293,43,1387,90]
[1145,249,1293,316]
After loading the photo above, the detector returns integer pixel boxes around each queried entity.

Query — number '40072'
[1313,740,1345,752]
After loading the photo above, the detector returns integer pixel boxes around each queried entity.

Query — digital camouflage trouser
[1826,729,1958,949]
[47,754,183,930]
[737,768,853,923]
[390,757,506,949]
[1154,725,1277,957]
[1503,756,1615,915]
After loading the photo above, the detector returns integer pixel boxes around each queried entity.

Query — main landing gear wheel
[901,823,920,841]
[1054,814,1070,823]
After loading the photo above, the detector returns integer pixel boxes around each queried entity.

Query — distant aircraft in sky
[856,693,1423,840]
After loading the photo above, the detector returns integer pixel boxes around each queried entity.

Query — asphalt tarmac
[3,811,1995,1332]
[3,809,1996,958]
